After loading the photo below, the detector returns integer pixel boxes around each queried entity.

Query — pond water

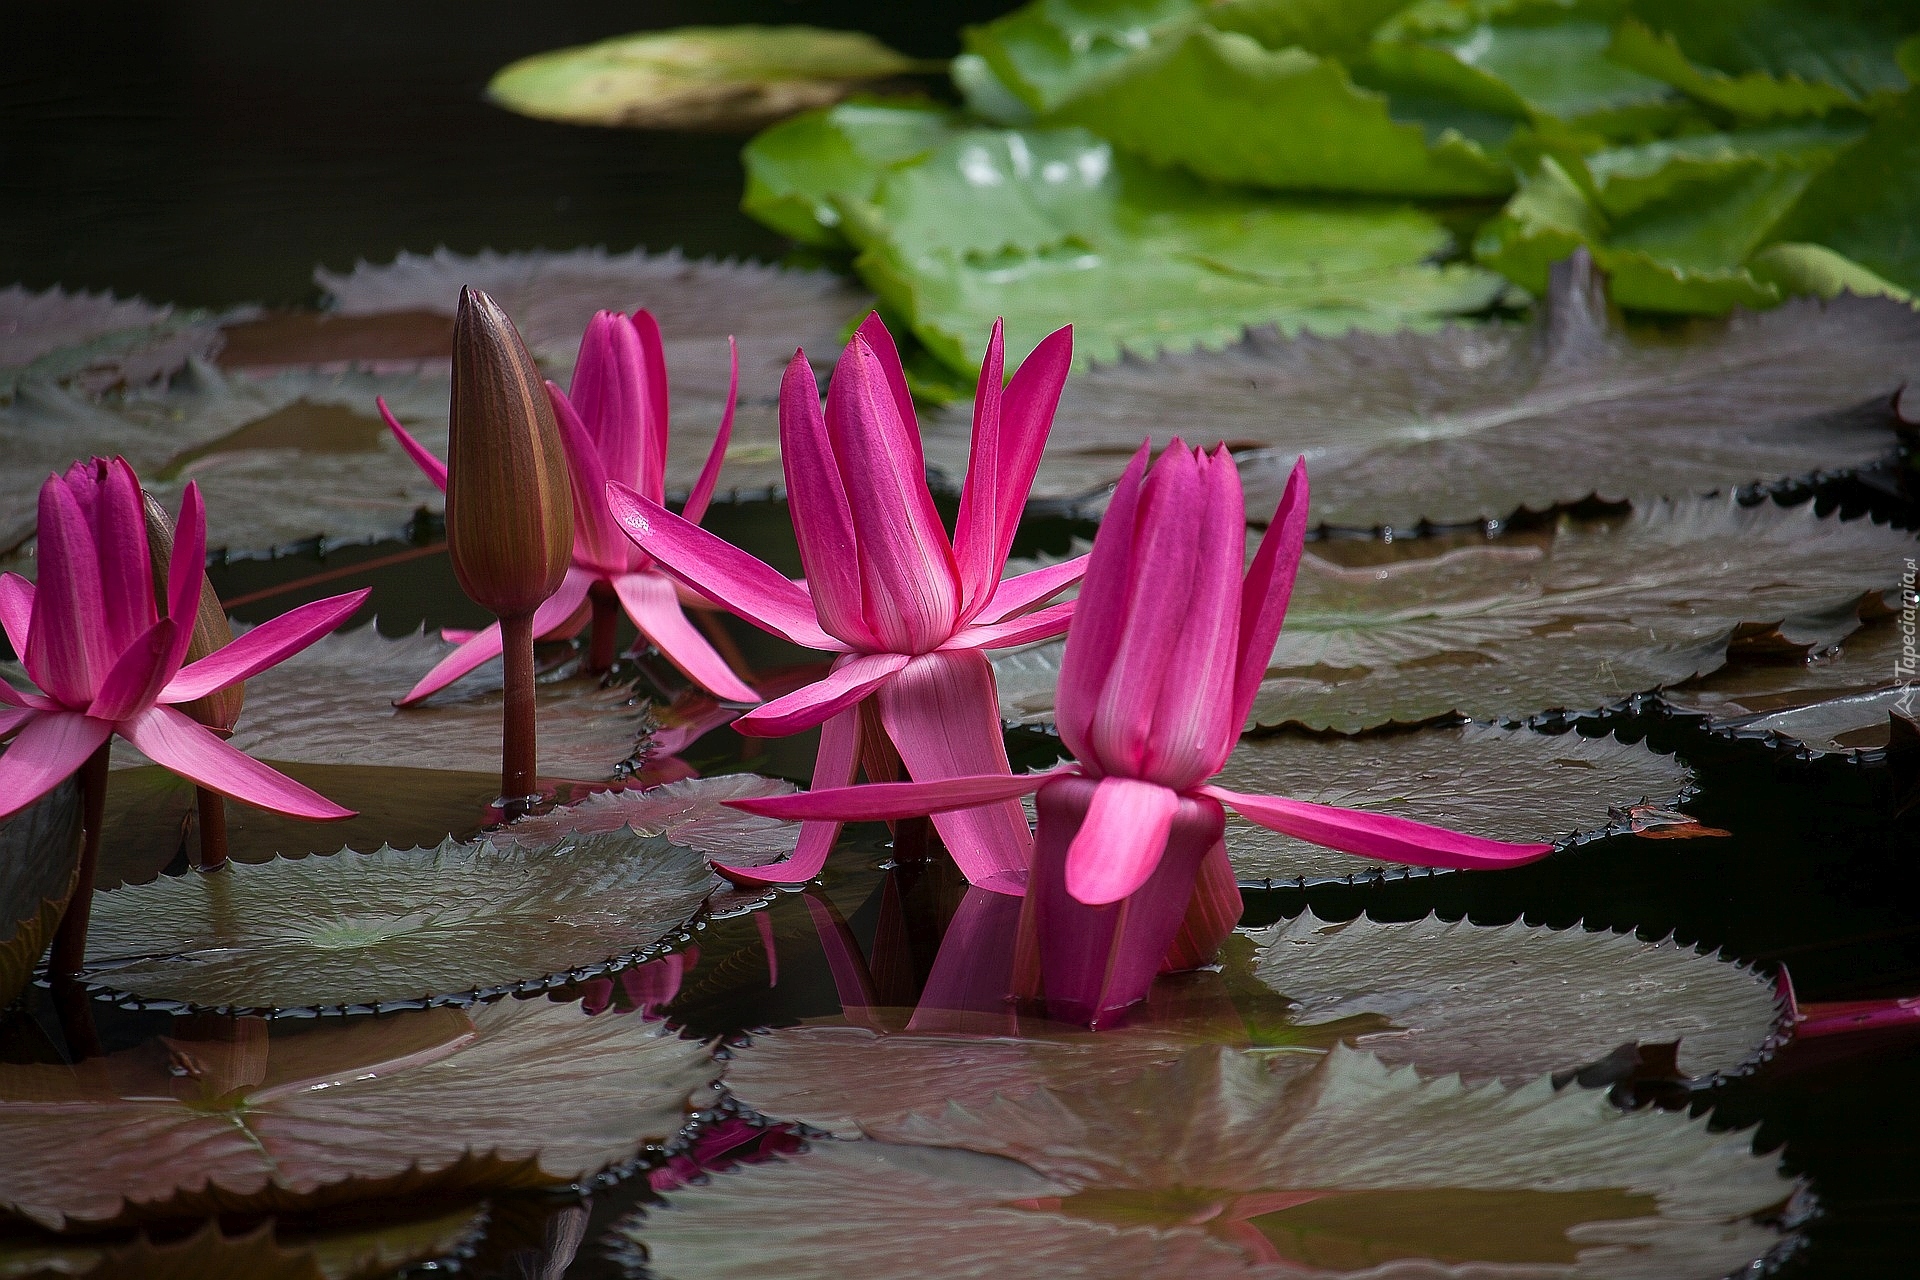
[2,3,1918,1279]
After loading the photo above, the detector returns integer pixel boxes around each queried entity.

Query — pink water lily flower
[607,314,1084,893]
[0,458,367,821]
[381,308,758,704]
[728,442,1553,1023]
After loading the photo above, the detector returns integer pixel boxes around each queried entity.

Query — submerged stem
[586,580,621,674]
[195,786,229,872]
[499,610,539,820]
[49,745,111,987]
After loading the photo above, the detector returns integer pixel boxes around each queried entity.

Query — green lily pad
[0,782,80,1010]
[1662,618,1914,757]
[499,774,803,861]
[927,250,1915,522]
[1609,0,1914,120]
[75,830,730,1014]
[1216,724,1693,886]
[488,26,935,133]
[961,0,1203,116]
[993,497,1909,732]
[1770,81,1920,297]
[847,124,1508,374]
[742,99,960,248]
[0,1207,487,1280]
[0,998,714,1229]
[1233,912,1783,1084]
[0,285,228,397]
[630,1046,1798,1279]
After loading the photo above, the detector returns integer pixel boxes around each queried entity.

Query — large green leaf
[962,0,1203,115]
[76,830,730,1014]
[1770,81,1920,296]
[926,249,1914,523]
[632,1047,1798,1278]
[1610,0,1915,120]
[1215,724,1692,885]
[0,285,227,398]
[741,100,960,247]
[487,26,933,132]
[847,125,1507,372]
[0,782,80,1010]
[0,998,713,1229]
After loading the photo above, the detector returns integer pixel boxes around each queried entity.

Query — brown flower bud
[446,286,573,619]
[143,491,243,734]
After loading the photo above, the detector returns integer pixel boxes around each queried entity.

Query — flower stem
[195,787,229,872]
[49,744,111,987]
[586,580,620,674]
[499,610,539,819]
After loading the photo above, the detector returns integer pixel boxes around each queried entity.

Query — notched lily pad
[0,285,228,397]
[500,774,802,861]
[0,998,714,1229]
[76,830,728,1014]
[1217,724,1694,886]
[488,26,935,132]
[0,781,80,1009]
[939,251,1918,522]
[1235,912,1784,1085]
[630,1046,1800,1279]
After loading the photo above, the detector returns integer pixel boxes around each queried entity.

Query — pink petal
[88,459,155,657]
[826,337,959,653]
[733,651,909,737]
[1161,838,1240,973]
[972,553,1090,625]
[158,482,207,680]
[1054,443,1149,764]
[379,397,448,492]
[853,312,918,439]
[723,770,1046,821]
[569,312,649,492]
[1139,445,1245,788]
[713,705,860,887]
[121,704,354,819]
[1064,775,1182,905]
[0,678,58,712]
[395,571,592,706]
[877,649,1033,888]
[606,484,844,652]
[0,706,33,738]
[0,574,35,656]
[547,382,629,574]
[611,571,759,703]
[86,617,176,722]
[951,318,1007,615]
[947,599,1076,651]
[27,475,109,706]
[680,336,738,527]
[1200,784,1555,870]
[1029,775,1226,1026]
[1232,455,1309,730]
[632,310,673,502]
[0,712,111,820]
[163,589,371,703]
[778,351,871,647]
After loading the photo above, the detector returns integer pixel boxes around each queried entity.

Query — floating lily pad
[930,250,1917,520]
[488,26,934,132]
[1662,619,1914,757]
[0,781,80,1009]
[500,774,803,860]
[76,830,726,1014]
[0,1207,486,1280]
[1216,724,1693,886]
[0,362,450,558]
[1234,912,1783,1084]
[1771,75,1920,297]
[741,99,960,248]
[0,285,228,397]
[0,999,713,1229]
[630,1046,1798,1279]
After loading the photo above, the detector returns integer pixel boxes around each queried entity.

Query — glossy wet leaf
[499,774,803,860]
[1235,912,1782,1083]
[0,1207,486,1280]
[0,285,227,397]
[1662,619,1912,756]
[960,0,1202,115]
[0,782,80,1009]
[848,124,1507,373]
[76,830,726,1013]
[741,99,960,247]
[1217,724,1693,886]
[0,362,450,558]
[1609,0,1914,120]
[488,26,933,132]
[928,251,1914,520]
[0,999,713,1229]
[634,1047,1797,1279]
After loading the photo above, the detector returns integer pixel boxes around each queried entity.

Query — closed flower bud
[447,285,574,618]
[142,491,243,734]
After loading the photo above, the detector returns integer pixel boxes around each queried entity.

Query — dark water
[6,3,1920,1278]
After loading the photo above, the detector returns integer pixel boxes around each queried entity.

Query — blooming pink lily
[0,458,366,821]
[727,443,1553,1022]
[607,314,1085,894]
[381,308,758,704]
